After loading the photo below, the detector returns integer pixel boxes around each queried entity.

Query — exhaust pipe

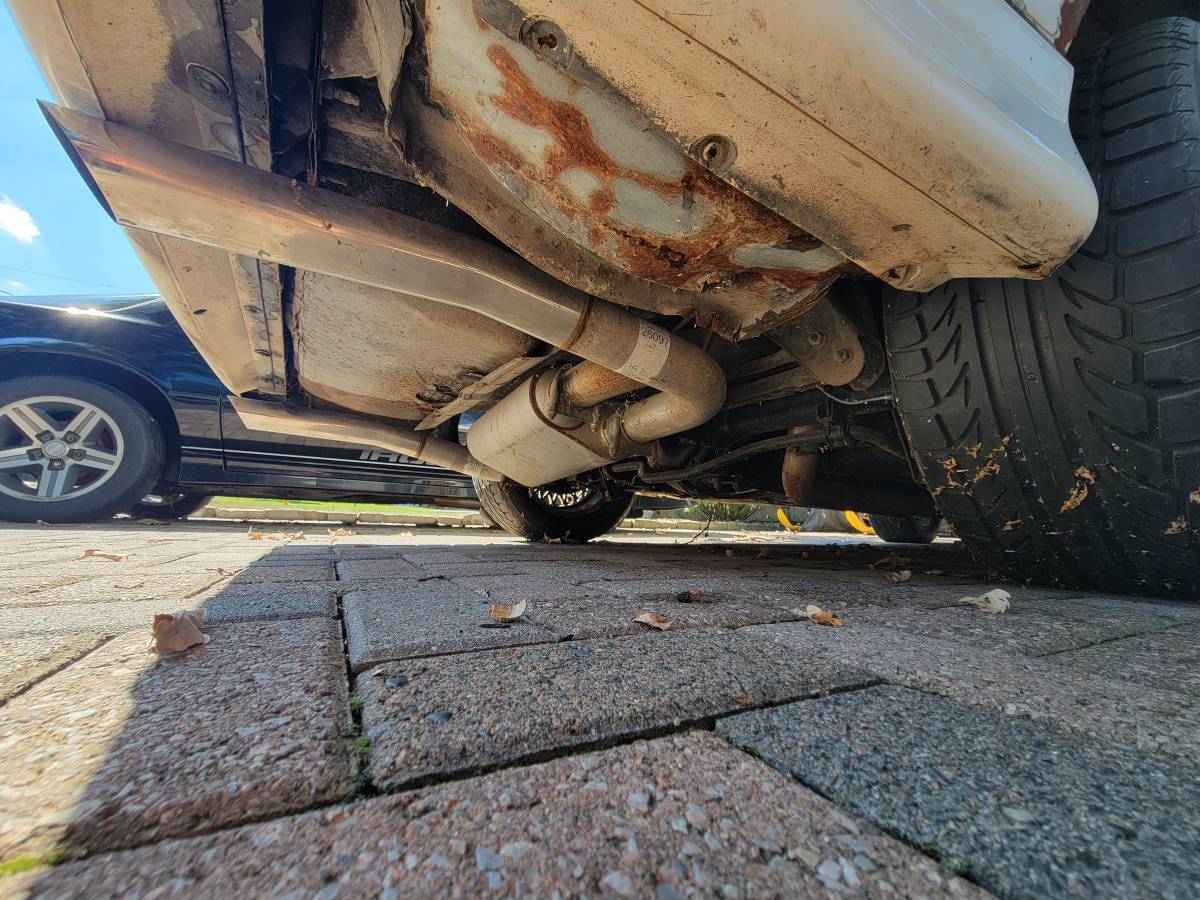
[230,398,503,481]
[43,105,726,484]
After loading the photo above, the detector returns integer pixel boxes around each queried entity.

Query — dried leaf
[1060,467,1096,513]
[633,611,672,630]
[327,527,355,541]
[884,569,912,584]
[77,549,126,562]
[734,695,752,706]
[1001,518,1023,532]
[489,599,527,622]
[971,457,1001,483]
[800,604,844,627]
[207,567,234,577]
[1165,516,1189,535]
[675,587,702,603]
[957,589,1011,614]
[965,442,983,459]
[871,555,911,570]
[247,530,263,541]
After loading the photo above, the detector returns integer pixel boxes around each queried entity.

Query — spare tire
[885,18,1200,598]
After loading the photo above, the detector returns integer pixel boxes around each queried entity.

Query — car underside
[10,0,1199,597]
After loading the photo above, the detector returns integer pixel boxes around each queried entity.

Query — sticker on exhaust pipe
[617,321,671,383]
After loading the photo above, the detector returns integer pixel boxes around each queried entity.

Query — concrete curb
[191,506,762,534]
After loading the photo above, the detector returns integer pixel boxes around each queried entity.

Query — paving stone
[358,629,874,788]
[717,685,1200,900]
[0,571,91,598]
[0,619,353,862]
[334,557,431,580]
[832,594,1194,656]
[743,621,1200,759]
[18,732,980,899]
[218,564,334,584]
[2,572,229,608]
[1045,624,1200,696]
[197,584,339,624]
[342,581,557,671]
[449,575,802,640]
[0,599,198,637]
[0,631,106,704]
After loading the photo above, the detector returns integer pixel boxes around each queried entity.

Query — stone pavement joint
[15,733,983,899]
[717,685,1200,900]
[356,628,876,790]
[0,618,355,862]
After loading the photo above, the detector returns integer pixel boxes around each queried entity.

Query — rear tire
[472,477,635,542]
[885,18,1200,597]
[870,514,941,545]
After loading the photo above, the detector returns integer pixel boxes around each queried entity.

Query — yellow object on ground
[844,511,875,534]
[776,508,802,532]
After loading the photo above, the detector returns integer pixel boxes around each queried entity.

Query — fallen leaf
[675,587,702,603]
[207,567,234,577]
[1001,518,1023,532]
[77,549,126,562]
[871,555,911,570]
[1060,467,1096,513]
[633,611,672,630]
[965,442,983,459]
[327,527,355,541]
[971,457,1001,483]
[489,599,528,622]
[1165,516,1189,535]
[247,530,263,541]
[885,569,912,584]
[958,589,1011,614]
[800,604,844,627]
[734,695,752,706]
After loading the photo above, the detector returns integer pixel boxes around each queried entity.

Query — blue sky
[0,7,156,297]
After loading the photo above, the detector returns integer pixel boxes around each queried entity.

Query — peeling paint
[423,1,845,299]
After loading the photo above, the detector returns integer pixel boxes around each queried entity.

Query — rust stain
[447,43,843,295]
[1055,0,1090,53]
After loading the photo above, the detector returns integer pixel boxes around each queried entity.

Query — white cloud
[0,195,39,243]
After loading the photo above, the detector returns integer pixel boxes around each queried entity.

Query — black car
[0,294,479,523]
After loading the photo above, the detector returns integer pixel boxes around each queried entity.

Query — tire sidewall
[0,376,165,523]
[474,477,635,542]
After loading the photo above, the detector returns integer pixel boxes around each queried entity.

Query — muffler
[45,105,725,485]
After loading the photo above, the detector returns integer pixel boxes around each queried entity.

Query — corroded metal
[422,1,847,306]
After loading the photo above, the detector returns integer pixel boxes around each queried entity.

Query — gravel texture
[197,584,340,623]
[0,618,354,861]
[358,628,874,789]
[342,580,559,671]
[17,733,981,899]
[0,630,107,704]
[743,621,1200,758]
[718,685,1200,899]
[1044,624,1200,696]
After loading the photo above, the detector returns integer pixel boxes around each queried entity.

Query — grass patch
[0,853,62,878]
[210,497,472,516]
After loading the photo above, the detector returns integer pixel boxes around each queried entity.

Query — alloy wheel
[0,395,124,502]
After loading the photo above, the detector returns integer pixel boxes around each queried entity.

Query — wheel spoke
[75,448,119,472]
[64,404,104,441]
[37,463,72,498]
[0,447,33,471]
[5,403,57,441]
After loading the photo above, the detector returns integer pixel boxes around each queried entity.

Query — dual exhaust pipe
[44,105,726,486]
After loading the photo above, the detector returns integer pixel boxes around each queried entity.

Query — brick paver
[0,519,1194,897]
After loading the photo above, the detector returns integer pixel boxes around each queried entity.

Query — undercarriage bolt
[807,331,826,347]
[48,459,65,471]
[834,348,853,364]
